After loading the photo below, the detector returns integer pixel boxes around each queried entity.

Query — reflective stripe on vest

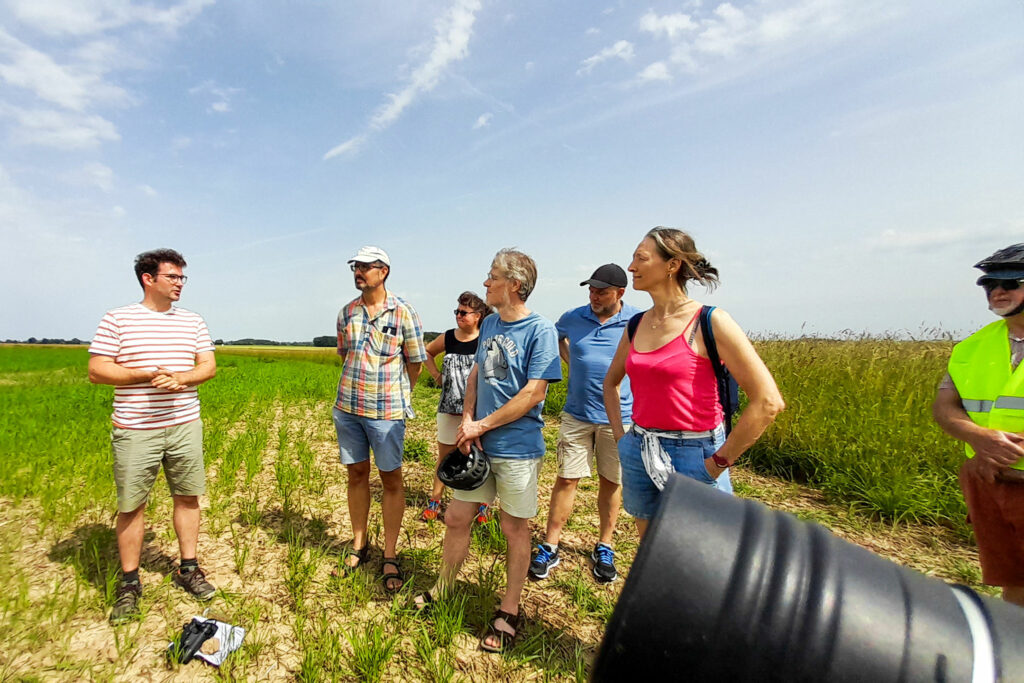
[960,399,993,413]
[948,319,1024,469]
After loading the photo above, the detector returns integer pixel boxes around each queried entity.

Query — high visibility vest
[947,319,1024,469]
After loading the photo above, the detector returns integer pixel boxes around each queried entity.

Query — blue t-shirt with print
[474,311,562,459]
[556,302,642,424]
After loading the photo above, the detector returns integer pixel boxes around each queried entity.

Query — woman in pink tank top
[603,227,785,538]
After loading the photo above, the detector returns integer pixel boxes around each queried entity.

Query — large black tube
[593,474,1024,682]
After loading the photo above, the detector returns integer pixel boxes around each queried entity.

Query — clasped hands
[150,366,188,391]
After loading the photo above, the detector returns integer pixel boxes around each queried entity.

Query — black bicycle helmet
[438,445,491,491]
[974,243,1024,284]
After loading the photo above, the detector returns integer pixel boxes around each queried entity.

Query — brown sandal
[380,557,404,593]
[331,545,369,578]
[480,609,520,653]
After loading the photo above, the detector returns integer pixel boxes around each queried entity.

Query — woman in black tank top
[420,292,493,521]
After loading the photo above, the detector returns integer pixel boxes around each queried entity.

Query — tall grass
[748,338,966,530]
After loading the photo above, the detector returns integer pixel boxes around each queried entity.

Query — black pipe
[593,474,1024,682]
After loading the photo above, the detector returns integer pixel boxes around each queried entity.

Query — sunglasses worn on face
[351,262,384,272]
[454,309,475,317]
[982,279,1024,293]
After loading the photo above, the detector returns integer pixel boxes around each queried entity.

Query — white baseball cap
[347,246,390,267]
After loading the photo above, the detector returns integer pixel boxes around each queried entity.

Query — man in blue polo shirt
[529,263,641,583]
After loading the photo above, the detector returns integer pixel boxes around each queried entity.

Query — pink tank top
[626,317,723,431]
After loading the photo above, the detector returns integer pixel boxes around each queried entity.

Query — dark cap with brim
[977,269,1024,285]
[580,263,627,288]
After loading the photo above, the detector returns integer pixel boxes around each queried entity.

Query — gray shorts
[111,419,205,513]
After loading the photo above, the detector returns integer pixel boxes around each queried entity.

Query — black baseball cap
[580,264,627,288]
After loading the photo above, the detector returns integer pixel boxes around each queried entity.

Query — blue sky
[1,0,1022,342]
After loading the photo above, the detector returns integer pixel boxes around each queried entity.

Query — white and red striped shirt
[89,303,215,429]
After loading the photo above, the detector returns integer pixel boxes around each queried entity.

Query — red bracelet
[711,453,731,468]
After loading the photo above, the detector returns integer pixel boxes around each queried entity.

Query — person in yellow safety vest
[934,242,1024,608]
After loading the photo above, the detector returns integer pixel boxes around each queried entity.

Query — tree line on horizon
[5,332,443,347]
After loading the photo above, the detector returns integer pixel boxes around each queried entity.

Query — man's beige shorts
[453,457,543,519]
[556,412,625,484]
[111,419,205,513]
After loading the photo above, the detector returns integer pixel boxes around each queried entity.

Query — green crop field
[0,342,980,681]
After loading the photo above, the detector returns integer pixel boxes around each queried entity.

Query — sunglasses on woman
[454,309,475,317]
[982,279,1024,294]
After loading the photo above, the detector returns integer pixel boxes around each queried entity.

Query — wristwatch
[711,453,731,468]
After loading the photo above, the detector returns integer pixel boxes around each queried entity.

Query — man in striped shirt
[89,248,218,624]
[334,246,426,591]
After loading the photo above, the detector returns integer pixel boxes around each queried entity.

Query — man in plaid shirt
[334,246,426,591]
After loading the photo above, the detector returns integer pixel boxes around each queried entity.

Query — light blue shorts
[618,427,732,520]
[332,407,405,472]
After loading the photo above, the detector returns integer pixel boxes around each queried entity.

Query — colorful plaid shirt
[336,293,427,420]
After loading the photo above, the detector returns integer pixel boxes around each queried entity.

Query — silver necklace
[648,305,691,329]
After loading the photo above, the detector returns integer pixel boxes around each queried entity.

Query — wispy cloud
[637,61,671,83]
[638,11,697,40]
[0,105,119,149]
[472,112,492,130]
[324,0,482,160]
[577,40,634,76]
[6,0,214,37]
[139,184,158,197]
[189,80,243,114]
[0,1,211,151]
[0,29,131,111]
[632,1,887,81]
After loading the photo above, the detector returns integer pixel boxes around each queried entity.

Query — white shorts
[436,412,461,445]
[452,457,543,519]
[556,412,625,485]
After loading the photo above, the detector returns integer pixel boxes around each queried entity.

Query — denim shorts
[618,427,732,520]
[333,407,405,472]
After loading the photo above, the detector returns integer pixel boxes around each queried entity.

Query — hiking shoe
[173,566,216,601]
[421,498,442,522]
[109,580,142,625]
[528,543,560,580]
[474,503,491,525]
[591,543,617,583]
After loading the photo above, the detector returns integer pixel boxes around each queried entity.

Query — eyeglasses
[982,279,1024,293]
[485,272,504,282]
[158,273,187,284]
[350,262,384,272]
[454,309,475,317]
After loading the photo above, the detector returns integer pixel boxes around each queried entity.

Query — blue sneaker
[528,543,560,580]
[591,543,617,583]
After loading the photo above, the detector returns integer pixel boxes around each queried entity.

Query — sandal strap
[493,609,520,630]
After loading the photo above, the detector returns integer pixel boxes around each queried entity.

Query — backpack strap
[627,312,644,342]
[699,306,734,431]
[699,306,721,370]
